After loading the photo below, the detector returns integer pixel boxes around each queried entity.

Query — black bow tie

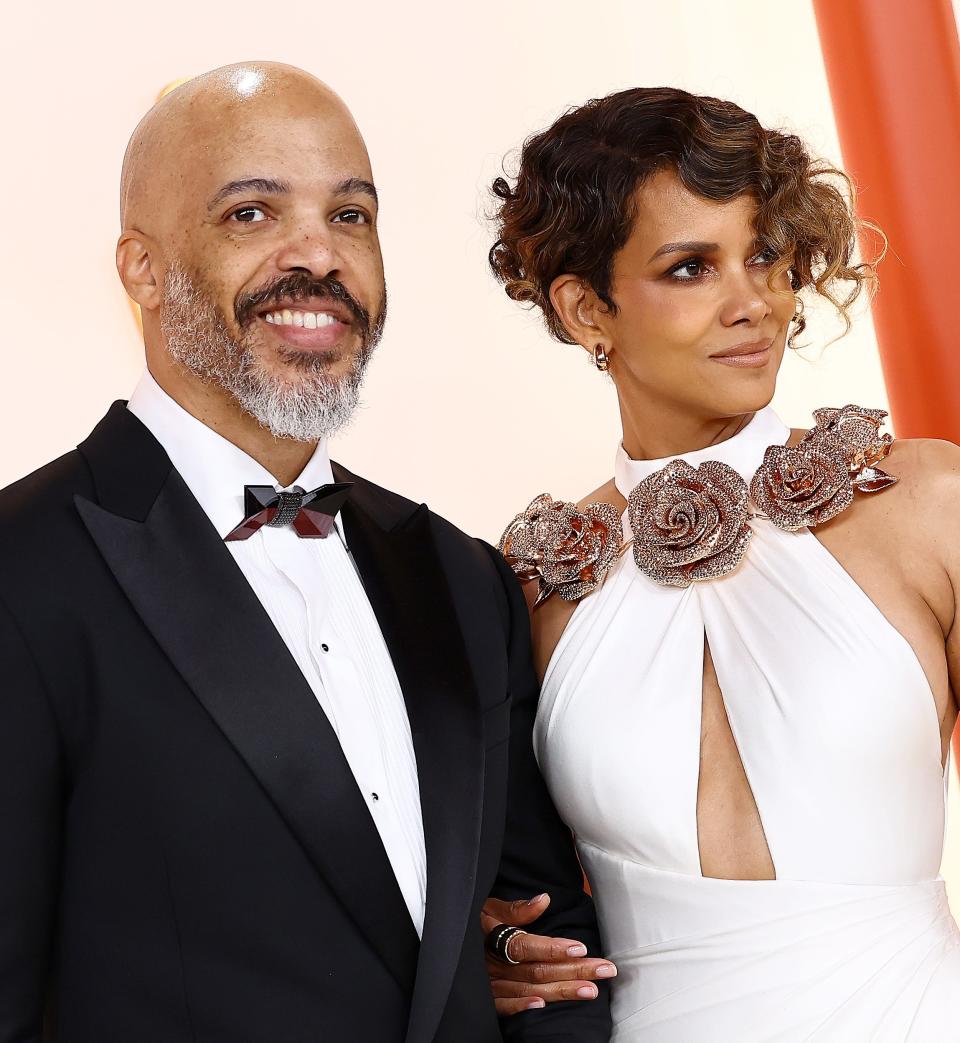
[225,482,353,542]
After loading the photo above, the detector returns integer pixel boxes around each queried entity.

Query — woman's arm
[479,543,614,1040]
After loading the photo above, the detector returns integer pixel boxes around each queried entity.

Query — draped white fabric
[533,407,960,1040]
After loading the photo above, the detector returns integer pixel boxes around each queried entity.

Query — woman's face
[595,167,795,422]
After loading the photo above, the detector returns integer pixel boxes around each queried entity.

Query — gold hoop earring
[593,343,610,372]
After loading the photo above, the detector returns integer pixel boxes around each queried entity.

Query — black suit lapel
[76,405,419,990]
[336,466,485,1043]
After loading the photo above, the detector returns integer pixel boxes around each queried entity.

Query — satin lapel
[76,425,418,990]
[338,476,484,1043]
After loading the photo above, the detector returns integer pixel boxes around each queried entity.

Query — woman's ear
[116,232,161,312]
[549,274,611,361]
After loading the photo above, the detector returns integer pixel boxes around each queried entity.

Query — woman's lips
[710,339,774,369]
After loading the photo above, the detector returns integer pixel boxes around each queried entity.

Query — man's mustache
[234,274,371,333]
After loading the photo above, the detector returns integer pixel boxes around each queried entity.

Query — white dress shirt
[128,370,427,936]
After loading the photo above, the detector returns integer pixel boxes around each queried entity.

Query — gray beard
[159,262,373,442]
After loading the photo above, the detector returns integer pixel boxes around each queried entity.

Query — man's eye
[230,206,267,223]
[333,209,368,225]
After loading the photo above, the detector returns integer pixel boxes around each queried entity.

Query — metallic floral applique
[498,494,623,606]
[751,404,898,530]
[627,459,752,588]
[749,440,853,531]
[810,404,899,493]
[501,405,897,597]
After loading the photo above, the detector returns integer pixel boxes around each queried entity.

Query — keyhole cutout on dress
[696,638,776,880]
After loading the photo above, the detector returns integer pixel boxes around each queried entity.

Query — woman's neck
[618,398,756,462]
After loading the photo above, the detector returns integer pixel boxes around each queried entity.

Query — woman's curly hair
[489,87,881,348]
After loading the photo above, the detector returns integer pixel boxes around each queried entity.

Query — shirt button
[321,643,330,653]
[371,792,379,802]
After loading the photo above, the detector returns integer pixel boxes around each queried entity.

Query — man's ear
[116,232,161,312]
[548,274,611,361]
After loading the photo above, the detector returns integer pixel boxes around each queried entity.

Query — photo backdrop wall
[3,0,959,897]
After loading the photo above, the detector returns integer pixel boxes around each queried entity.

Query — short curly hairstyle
[489,87,880,347]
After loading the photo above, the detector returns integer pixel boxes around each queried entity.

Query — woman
[488,87,960,1039]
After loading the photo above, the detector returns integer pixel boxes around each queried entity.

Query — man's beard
[159,262,386,442]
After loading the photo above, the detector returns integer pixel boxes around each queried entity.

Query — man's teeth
[263,310,340,329]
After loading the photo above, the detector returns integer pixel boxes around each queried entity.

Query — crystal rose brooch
[497,494,623,606]
[500,405,897,600]
[627,460,753,589]
[750,404,897,531]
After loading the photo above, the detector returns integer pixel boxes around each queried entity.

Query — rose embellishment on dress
[751,404,898,531]
[811,404,898,493]
[749,440,853,531]
[498,494,623,606]
[627,459,753,588]
[501,404,897,597]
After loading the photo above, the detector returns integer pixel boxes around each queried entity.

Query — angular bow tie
[224,482,353,542]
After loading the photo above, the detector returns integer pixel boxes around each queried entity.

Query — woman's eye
[230,206,267,223]
[669,259,709,281]
[749,246,779,266]
[333,209,367,225]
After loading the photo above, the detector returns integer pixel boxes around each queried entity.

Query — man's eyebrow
[648,240,720,262]
[207,177,292,212]
[334,177,378,204]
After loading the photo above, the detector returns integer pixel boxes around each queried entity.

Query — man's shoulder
[0,449,93,534]
[333,461,500,577]
[337,463,515,641]
[334,460,421,525]
[0,450,96,604]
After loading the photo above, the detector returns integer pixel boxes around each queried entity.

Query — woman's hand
[482,893,617,1016]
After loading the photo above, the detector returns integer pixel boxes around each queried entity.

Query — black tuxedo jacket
[0,403,610,1043]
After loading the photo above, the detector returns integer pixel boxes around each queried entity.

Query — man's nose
[273,225,340,280]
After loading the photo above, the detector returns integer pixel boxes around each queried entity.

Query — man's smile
[264,309,341,329]
[257,303,353,349]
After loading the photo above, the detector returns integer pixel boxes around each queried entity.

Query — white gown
[532,408,960,1041]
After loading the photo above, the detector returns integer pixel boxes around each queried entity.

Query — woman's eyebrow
[648,240,719,262]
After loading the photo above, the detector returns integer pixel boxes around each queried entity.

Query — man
[0,63,612,1041]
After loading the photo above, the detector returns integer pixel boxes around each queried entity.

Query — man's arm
[0,594,62,1042]
[480,544,612,1042]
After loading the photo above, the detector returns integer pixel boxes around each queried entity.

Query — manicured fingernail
[526,893,548,906]
[527,999,545,1009]
[596,963,618,978]
[567,943,588,957]
[577,985,598,999]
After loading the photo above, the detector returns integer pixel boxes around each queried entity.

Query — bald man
[0,63,611,1042]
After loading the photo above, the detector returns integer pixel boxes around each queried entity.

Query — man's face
[157,100,386,440]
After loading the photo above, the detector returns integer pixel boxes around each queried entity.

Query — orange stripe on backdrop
[812,0,960,759]
[813,0,960,442]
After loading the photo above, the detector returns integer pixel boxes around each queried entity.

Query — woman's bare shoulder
[785,422,960,495]
[885,435,960,480]
[882,437,960,514]
[577,477,624,511]
[834,436,960,566]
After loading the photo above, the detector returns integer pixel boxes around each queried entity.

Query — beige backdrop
[3,0,958,895]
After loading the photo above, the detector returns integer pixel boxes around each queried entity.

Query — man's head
[118,62,386,442]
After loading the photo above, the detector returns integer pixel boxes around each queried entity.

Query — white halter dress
[532,407,960,1041]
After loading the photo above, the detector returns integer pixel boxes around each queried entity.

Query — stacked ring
[485,923,527,965]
